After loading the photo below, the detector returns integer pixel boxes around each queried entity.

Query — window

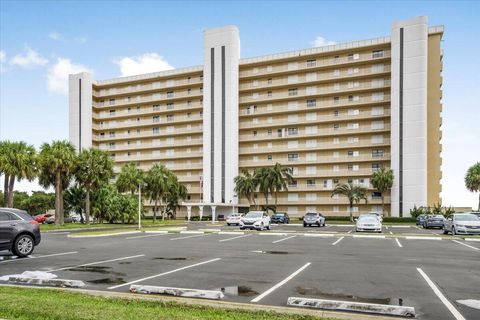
[288,153,299,161]
[333,123,340,130]
[253,130,257,137]
[187,88,192,95]
[333,110,339,117]
[348,67,359,75]
[306,139,317,147]
[267,103,273,111]
[371,120,384,130]
[109,110,116,116]
[287,127,298,136]
[306,112,317,121]
[372,50,384,58]
[333,69,340,76]
[152,127,160,134]
[288,193,299,201]
[153,116,160,123]
[306,86,317,95]
[166,126,174,133]
[187,112,192,118]
[167,91,174,98]
[306,72,317,81]
[288,141,298,149]
[306,99,316,107]
[305,126,317,134]
[109,142,115,149]
[288,101,298,110]
[252,92,259,99]
[333,83,340,91]
[252,118,259,124]
[371,135,384,144]
[348,164,359,171]
[333,151,339,158]
[153,104,160,111]
[347,123,359,130]
[277,129,283,137]
[306,166,316,174]
[167,114,174,121]
[166,137,174,145]
[348,109,360,116]
[348,137,359,144]
[348,53,360,60]
[333,165,340,172]
[267,78,272,85]
[109,132,115,138]
[167,103,174,110]
[323,179,332,189]
[288,114,298,123]
[333,96,340,104]
[253,80,259,87]
[267,117,273,124]
[348,81,360,89]
[267,142,272,148]
[152,93,161,100]
[109,99,115,106]
[253,156,258,162]
[307,179,316,187]
[267,155,273,161]
[288,88,298,96]
[347,150,359,157]
[252,67,259,74]
[333,137,339,144]
[287,62,298,70]
[288,75,298,83]
[166,149,175,156]
[306,59,317,67]
[187,100,192,107]
[372,79,384,88]
[372,92,384,101]
[267,91,272,97]
[306,193,317,201]
[334,55,340,62]
[267,65,273,72]
[166,79,175,87]
[267,129,272,136]
[371,64,384,73]
[372,149,384,158]
[306,153,316,161]
[288,180,298,188]
[371,106,384,115]
[372,163,383,172]
[348,95,360,102]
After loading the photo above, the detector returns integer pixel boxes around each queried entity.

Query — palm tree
[465,162,480,211]
[144,163,169,222]
[38,141,77,225]
[116,163,143,194]
[269,163,293,209]
[165,175,187,220]
[254,167,272,208]
[331,183,368,222]
[371,168,394,216]
[64,185,86,223]
[234,168,258,209]
[75,148,113,224]
[0,141,37,207]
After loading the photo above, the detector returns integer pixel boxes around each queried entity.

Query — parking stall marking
[108,258,222,290]
[126,233,169,240]
[395,238,403,248]
[452,240,480,251]
[416,268,466,320]
[272,235,296,244]
[0,251,78,264]
[251,262,311,303]
[170,234,207,241]
[331,236,344,246]
[347,230,353,234]
[50,254,146,272]
[219,234,251,242]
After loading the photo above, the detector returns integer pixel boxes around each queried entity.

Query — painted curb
[67,231,140,238]
[259,232,289,236]
[352,235,386,239]
[303,233,335,237]
[465,238,480,242]
[8,276,85,288]
[287,297,415,317]
[130,285,224,300]
[179,231,205,234]
[218,231,245,235]
[405,236,441,240]
[144,231,169,234]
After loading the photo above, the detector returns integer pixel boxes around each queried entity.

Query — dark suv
[271,212,290,224]
[0,208,41,257]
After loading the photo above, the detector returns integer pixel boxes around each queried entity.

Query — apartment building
[69,16,443,218]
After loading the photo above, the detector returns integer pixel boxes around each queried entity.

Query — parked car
[34,213,47,224]
[416,214,427,226]
[0,208,41,257]
[366,211,383,222]
[303,212,326,227]
[423,215,445,229]
[45,214,55,224]
[472,212,480,219]
[356,215,382,233]
[240,211,270,231]
[271,212,290,224]
[443,213,480,235]
[226,213,243,226]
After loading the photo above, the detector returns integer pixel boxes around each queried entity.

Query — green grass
[0,286,330,320]
[41,220,185,232]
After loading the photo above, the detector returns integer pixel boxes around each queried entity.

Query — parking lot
[1,223,479,320]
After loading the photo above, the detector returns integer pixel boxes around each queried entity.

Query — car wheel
[442,227,448,234]
[240,227,245,230]
[303,223,307,227]
[227,223,231,226]
[266,225,271,230]
[317,222,321,227]
[452,226,457,235]
[12,234,34,258]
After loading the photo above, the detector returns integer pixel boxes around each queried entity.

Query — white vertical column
[69,72,93,152]
[203,26,240,205]
[390,17,428,217]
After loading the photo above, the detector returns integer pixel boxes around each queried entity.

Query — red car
[34,214,47,224]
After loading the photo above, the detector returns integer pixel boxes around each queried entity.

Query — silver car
[303,212,326,227]
[443,213,480,235]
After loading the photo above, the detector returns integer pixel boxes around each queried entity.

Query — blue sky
[0,0,479,208]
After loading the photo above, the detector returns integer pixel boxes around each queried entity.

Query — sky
[0,0,479,208]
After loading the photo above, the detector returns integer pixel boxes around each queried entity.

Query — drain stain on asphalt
[88,277,126,285]
[217,286,258,297]
[252,250,291,255]
[119,262,132,265]
[152,257,188,260]
[295,287,391,305]
[68,266,113,274]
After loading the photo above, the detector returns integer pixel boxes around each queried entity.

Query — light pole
[138,183,142,230]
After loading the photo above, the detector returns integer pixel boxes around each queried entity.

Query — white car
[359,212,383,223]
[226,213,243,226]
[356,216,382,233]
[240,211,271,231]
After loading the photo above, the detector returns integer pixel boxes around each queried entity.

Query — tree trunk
[55,171,61,225]
[7,175,15,207]
[153,198,158,223]
[85,190,91,225]
[3,174,9,207]
[60,190,64,225]
[381,194,385,217]
[478,193,480,212]
[349,202,353,222]
[79,209,84,224]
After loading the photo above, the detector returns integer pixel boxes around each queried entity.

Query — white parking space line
[251,262,311,303]
[452,240,480,251]
[126,233,169,240]
[50,254,146,272]
[406,236,441,240]
[332,237,344,246]
[395,238,403,248]
[417,268,466,320]
[389,231,394,235]
[353,235,386,239]
[170,234,207,241]
[219,234,251,242]
[347,230,353,234]
[272,235,296,244]
[108,258,222,290]
[385,226,389,230]
[0,251,78,264]
[47,232,71,235]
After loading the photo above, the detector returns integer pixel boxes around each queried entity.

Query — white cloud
[49,32,62,41]
[74,36,88,44]
[47,58,93,95]
[10,47,48,67]
[0,50,6,73]
[310,36,336,47]
[114,53,174,77]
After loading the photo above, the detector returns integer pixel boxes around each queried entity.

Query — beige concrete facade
[70,19,443,218]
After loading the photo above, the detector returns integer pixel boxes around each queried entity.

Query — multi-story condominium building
[69,16,443,219]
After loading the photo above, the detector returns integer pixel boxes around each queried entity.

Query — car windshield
[359,217,378,223]
[431,215,444,219]
[305,213,317,217]
[228,214,239,217]
[455,214,479,221]
[245,212,263,218]
[273,213,285,217]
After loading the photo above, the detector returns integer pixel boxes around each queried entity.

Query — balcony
[239,140,390,154]
[239,154,390,168]
[93,102,203,120]
[94,90,202,108]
